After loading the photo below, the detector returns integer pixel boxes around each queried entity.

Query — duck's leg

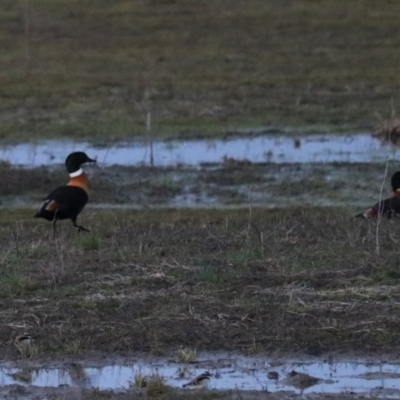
[52,210,58,239]
[72,219,90,233]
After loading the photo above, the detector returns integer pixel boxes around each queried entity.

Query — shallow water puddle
[1,356,400,397]
[1,133,399,167]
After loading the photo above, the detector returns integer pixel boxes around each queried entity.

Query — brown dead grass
[1,207,400,359]
[374,118,400,145]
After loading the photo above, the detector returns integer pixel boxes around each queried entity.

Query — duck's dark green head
[65,152,96,174]
[391,171,400,192]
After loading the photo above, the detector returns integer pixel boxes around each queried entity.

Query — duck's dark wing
[355,196,400,219]
[35,185,89,221]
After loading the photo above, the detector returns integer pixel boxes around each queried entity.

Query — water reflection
[1,356,400,397]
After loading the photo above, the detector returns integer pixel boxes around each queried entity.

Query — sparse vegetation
[10,369,33,384]
[0,386,385,400]
[132,371,147,388]
[0,207,400,358]
[79,234,100,251]
[1,1,400,142]
[176,347,197,363]
[146,373,172,397]
[63,338,82,355]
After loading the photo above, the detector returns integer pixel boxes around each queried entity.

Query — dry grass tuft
[374,118,400,145]
[132,371,148,388]
[63,339,82,355]
[146,373,173,397]
[176,347,197,363]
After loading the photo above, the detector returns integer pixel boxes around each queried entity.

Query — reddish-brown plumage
[45,200,61,212]
[355,171,400,219]
[67,172,91,191]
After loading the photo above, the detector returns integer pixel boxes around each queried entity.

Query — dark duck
[35,152,96,235]
[355,171,400,219]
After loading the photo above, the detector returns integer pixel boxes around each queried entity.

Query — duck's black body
[357,196,400,219]
[355,171,400,219]
[35,186,89,222]
[35,152,96,235]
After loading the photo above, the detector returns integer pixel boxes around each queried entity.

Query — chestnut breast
[67,172,90,192]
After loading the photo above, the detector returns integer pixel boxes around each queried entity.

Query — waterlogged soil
[1,354,400,398]
[69,161,400,210]
[0,159,397,210]
[1,136,400,399]
[0,386,381,400]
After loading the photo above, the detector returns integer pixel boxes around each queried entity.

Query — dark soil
[1,207,400,360]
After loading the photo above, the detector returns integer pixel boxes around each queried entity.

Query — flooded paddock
[1,355,400,397]
[0,133,399,167]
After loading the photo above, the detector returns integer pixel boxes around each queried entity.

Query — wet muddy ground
[1,134,400,399]
[0,385,384,400]
[0,158,396,211]
[0,133,398,211]
[2,353,400,396]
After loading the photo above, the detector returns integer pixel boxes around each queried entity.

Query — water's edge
[1,354,400,397]
[0,133,398,167]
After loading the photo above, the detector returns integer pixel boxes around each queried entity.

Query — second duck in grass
[355,171,400,219]
[34,152,96,236]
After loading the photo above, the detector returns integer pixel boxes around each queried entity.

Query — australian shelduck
[355,171,400,219]
[34,152,96,235]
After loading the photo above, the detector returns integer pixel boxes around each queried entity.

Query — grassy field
[2,3,399,397]
[1,206,400,360]
[1,0,400,142]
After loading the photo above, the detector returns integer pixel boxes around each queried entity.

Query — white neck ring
[69,168,83,178]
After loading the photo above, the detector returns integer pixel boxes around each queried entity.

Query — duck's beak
[87,157,97,163]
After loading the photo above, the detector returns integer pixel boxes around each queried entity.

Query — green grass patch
[78,234,100,251]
